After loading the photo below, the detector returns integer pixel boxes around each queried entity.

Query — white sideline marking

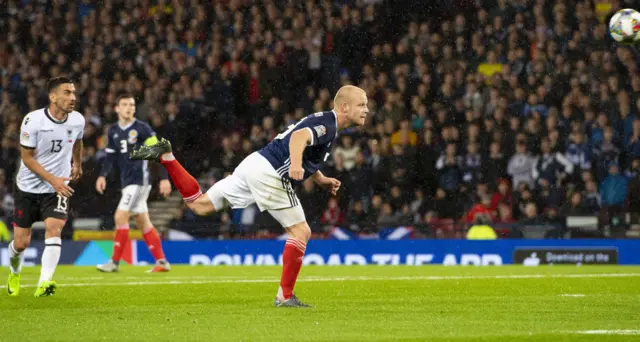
[18,275,247,281]
[573,330,640,335]
[1,273,639,289]
[560,294,585,297]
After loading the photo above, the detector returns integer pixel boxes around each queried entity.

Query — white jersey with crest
[16,108,85,194]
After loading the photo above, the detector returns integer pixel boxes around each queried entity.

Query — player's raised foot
[146,260,171,273]
[7,273,20,296]
[274,294,314,308]
[96,260,120,273]
[34,280,57,297]
[130,138,172,161]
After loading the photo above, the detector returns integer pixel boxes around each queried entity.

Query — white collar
[118,119,136,130]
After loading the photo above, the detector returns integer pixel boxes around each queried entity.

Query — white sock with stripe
[8,240,24,275]
[38,237,62,285]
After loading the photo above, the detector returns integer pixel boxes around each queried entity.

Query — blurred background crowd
[1,0,639,238]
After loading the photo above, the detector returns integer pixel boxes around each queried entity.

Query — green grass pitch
[2,265,640,341]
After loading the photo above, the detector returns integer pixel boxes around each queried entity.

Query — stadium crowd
[1,0,639,237]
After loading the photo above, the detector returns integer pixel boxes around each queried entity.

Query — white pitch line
[18,275,249,281]
[1,273,639,289]
[560,294,585,297]
[572,330,640,335]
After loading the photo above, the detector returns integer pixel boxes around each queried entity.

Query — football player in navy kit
[131,86,369,307]
[96,94,172,273]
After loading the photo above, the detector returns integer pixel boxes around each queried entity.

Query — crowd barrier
[1,239,639,266]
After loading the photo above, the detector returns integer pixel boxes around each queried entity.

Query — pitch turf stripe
[2,273,640,289]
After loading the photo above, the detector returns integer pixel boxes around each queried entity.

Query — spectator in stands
[626,120,640,160]
[600,162,629,228]
[565,132,592,180]
[508,140,535,188]
[334,135,360,171]
[518,202,543,226]
[533,138,574,187]
[432,188,459,220]
[410,189,424,223]
[583,180,601,214]
[367,195,383,225]
[484,142,508,188]
[462,142,482,187]
[321,197,345,227]
[496,203,515,224]
[437,143,462,192]
[347,200,369,233]
[378,202,400,227]
[594,127,621,181]
[490,179,512,211]
[390,119,418,147]
[536,178,564,212]
[1,0,639,238]
[563,192,590,216]
[464,196,495,224]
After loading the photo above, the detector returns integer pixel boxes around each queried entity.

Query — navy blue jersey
[259,110,338,182]
[100,119,167,186]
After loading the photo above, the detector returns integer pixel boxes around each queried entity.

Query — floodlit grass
[2,265,640,341]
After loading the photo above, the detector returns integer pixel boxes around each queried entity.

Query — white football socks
[38,237,62,285]
[8,240,24,275]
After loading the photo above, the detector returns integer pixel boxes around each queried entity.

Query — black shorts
[13,189,69,228]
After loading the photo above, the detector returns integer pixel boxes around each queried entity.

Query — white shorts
[206,152,306,228]
[117,184,152,214]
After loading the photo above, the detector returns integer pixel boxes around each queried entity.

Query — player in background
[96,94,172,273]
[131,85,369,307]
[7,77,85,297]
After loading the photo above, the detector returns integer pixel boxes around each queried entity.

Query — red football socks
[160,158,202,202]
[112,225,130,262]
[143,227,166,261]
[279,238,307,299]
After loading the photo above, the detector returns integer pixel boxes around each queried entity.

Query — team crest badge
[313,125,326,137]
[128,129,138,144]
[21,132,29,141]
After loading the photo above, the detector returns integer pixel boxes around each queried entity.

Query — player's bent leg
[11,226,32,252]
[130,139,204,204]
[6,226,31,296]
[286,221,312,243]
[133,213,170,273]
[34,218,64,297]
[187,193,217,216]
[269,207,313,308]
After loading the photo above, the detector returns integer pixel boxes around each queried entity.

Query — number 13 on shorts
[55,194,68,213]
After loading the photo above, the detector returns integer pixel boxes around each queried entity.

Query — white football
[609,8,640,44]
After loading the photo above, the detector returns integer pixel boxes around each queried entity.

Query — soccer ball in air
[609,9,640,45]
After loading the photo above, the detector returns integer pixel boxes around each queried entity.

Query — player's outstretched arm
[288,129,312,181]
[71,139,83,180]
[21,147,74,197]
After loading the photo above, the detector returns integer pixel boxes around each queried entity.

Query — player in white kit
[6,77,85,297]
